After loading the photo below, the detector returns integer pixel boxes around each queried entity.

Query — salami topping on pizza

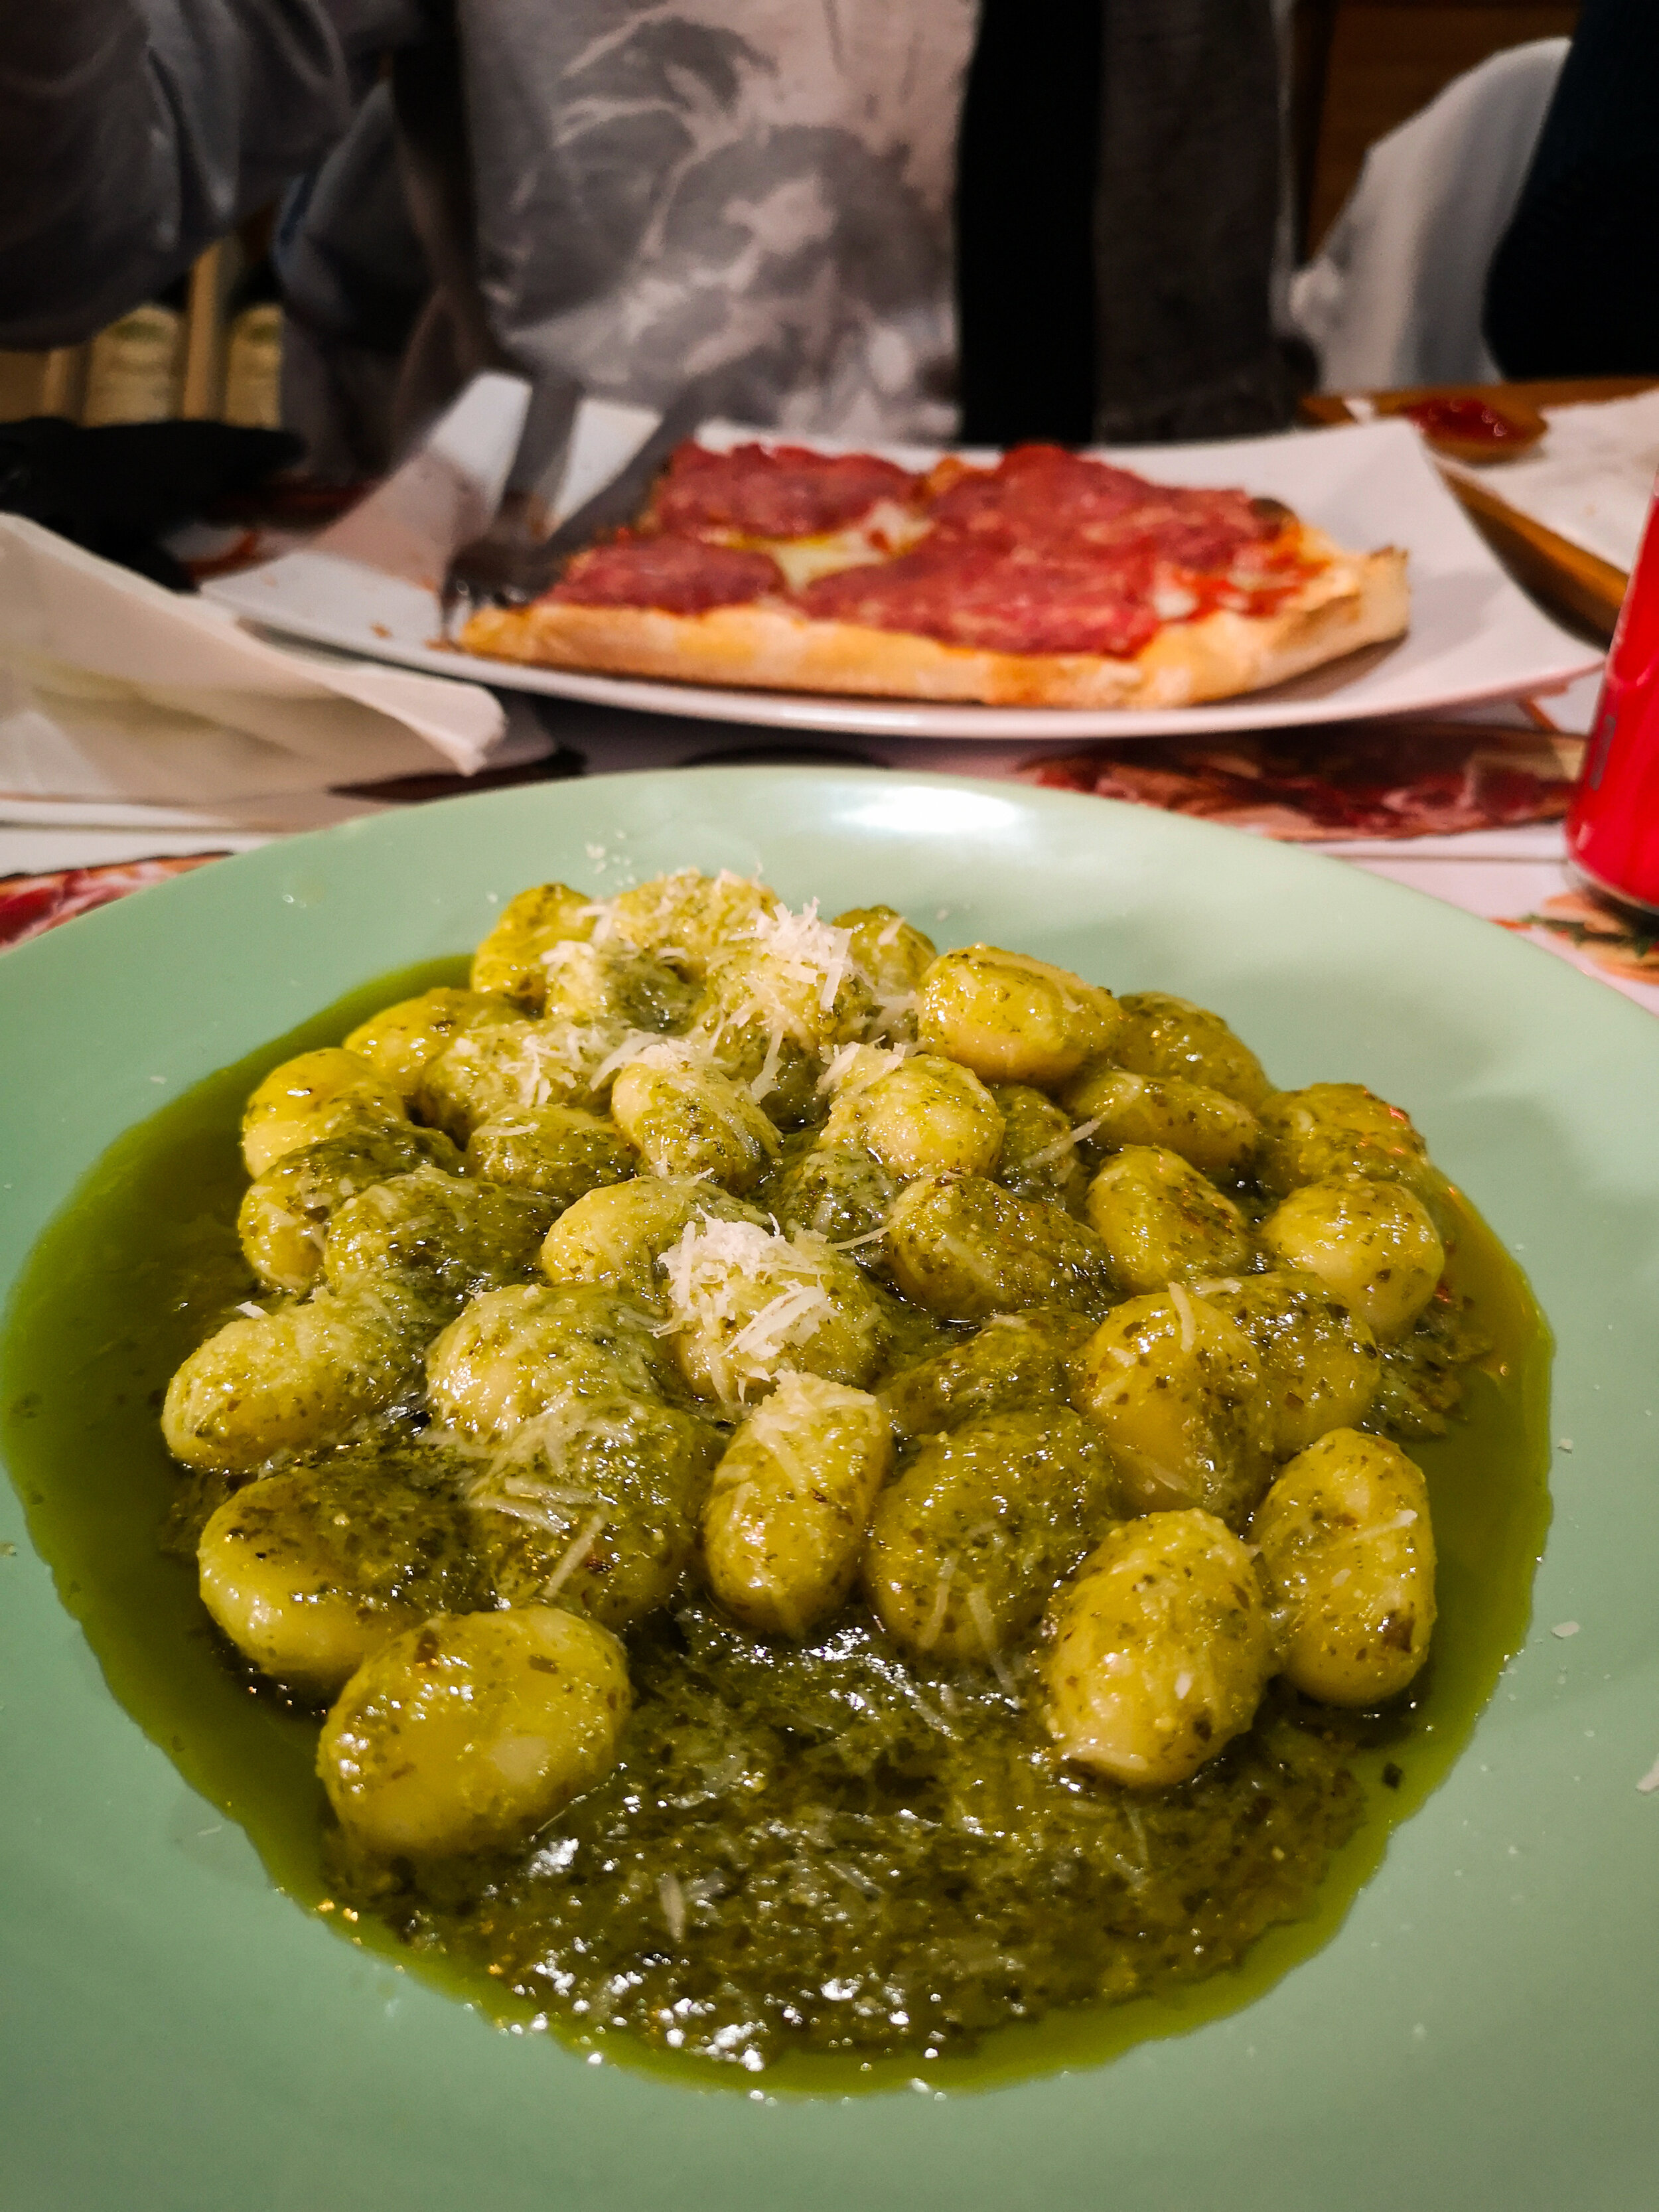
[649,441,919,541]
[922,445,1273,572]
[798,543,1169,658]
[551,535,784,615]
[459,437,1409,709]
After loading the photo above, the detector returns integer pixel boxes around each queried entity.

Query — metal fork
[439,387,713,632]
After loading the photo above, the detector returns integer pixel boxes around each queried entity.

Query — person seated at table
[0,0,1291,479]
[1484,0,1659,377]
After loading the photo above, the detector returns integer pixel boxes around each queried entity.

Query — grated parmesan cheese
[538,1511,608,1603]
[964,1585,1020,1698]
[687,897,867,1102]
[658,1871,687,1942]
[917,1557,956,1653]
[591,1029,708,1088]
[752,899,854,1017]
[1017,1114,1102,1175]
[816,1041,908,1097]
[658,1215,849,1407]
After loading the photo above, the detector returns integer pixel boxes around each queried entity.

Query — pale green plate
[3,770,1656,2211]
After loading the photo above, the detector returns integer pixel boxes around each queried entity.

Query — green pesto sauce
[0,962,1553,2098]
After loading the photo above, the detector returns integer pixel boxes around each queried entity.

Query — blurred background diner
[1,0,1652,483]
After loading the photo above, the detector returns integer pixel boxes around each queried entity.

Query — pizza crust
[457,533,1409,710]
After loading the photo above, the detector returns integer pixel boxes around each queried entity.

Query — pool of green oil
[0,960,1555,2099]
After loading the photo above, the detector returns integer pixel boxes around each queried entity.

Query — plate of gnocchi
[1,767,1657,2212]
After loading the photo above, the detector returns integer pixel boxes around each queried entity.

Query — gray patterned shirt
[1,1,1286,473]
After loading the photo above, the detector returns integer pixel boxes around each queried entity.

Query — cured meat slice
[648,442,920,542]
[549,536,783,615]
[798,544,1163,658]
[926,443,1275,571]
[1021,725,1571,840]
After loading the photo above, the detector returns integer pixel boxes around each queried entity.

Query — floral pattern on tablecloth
[1019,724,1578,842]
[1498,887,1659,997]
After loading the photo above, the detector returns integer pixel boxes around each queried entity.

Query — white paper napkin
[0,512,514,811]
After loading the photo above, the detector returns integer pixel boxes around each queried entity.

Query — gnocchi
[1251,1428,1437,1704]
[701,1373,892,1637]
[318,1607,630,1857]
[1043,1511,1276,1787]
[148,863,1510,2075]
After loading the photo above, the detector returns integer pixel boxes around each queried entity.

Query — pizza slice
[457,439,1408,709]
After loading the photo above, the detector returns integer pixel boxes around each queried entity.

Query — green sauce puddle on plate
[0,960,1553,2097]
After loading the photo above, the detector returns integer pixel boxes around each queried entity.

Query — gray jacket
[1,1,1288,478]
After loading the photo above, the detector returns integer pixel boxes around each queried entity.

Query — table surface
[5,698,1654,1025]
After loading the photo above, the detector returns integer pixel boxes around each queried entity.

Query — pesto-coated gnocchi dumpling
[766,1143,900,1263]
[426,1283,678,1440]
[865,1409,1123,1664]
[688,923,873,1124]
[465,1104,636,1209]
[659,1217,889,1407]
[241,1048,407,1177]
[1252,1428,1437,1704]
[1261,1174,1444,1341]
[701,1374,893,1638]
[1111,992,1271,1110]
[469,881,597,1004]
[162,1283,433,1475]
[237,1122,462,1294]
[540,1178,766,1311]
[1083,1144,1253,1295]
[821,1052,1003,1181]
[321,1165,553,1311]
[413,1017,621,1143]
[885,1173,1116,1320]
[537,939,697,1033]
[1196,1270,1380,1456]
[1043,1510,1276,1788]
[1070,1288,1274,1527]
[1061,1067,1259,1181]
[197,1457,478,1697]
[1256,1081,1432,1197]
[318,1606,631,1858]
[987,1083,1090,1213]
[916,944,1121,1088]
[832,905,936,1035]
[880,1309,1096,1443]
[469,1394,723,1629]
[344,988,518,1097]
[609,1049,780,1189]
[605,867,777,978]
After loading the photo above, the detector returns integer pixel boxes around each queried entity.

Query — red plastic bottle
[1567,480,1659,912]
